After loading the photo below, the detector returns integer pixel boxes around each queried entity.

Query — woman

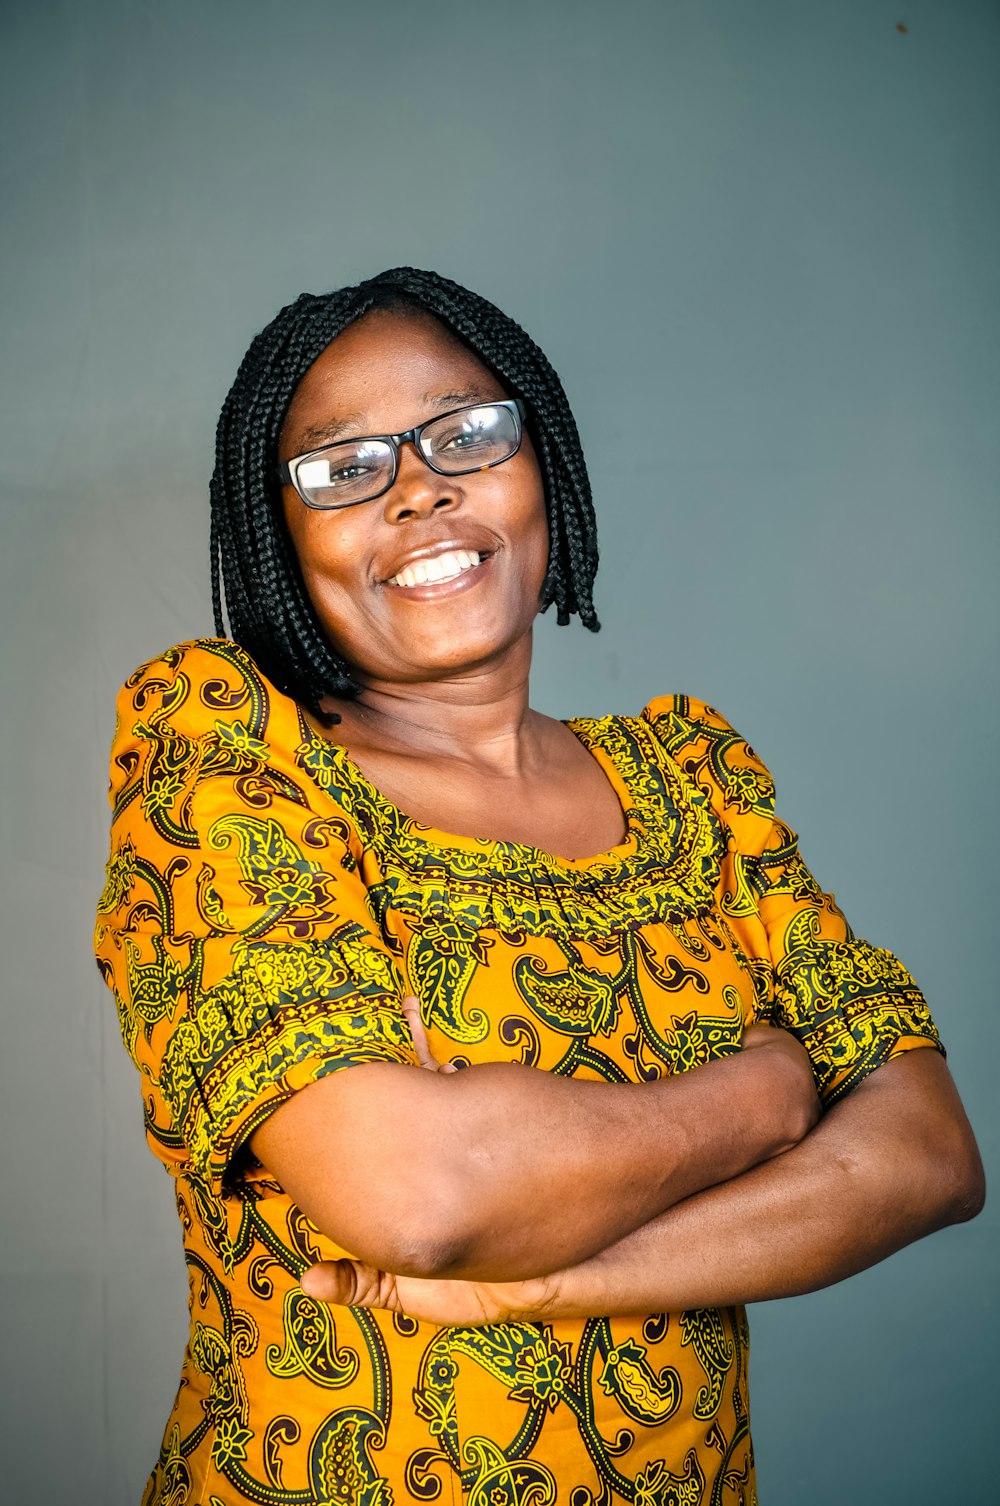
[95,266,983,1505]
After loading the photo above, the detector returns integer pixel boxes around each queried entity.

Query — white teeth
[388,549,481,588]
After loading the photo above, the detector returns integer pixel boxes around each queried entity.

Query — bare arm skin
[251,1015,819,1280]
[300,1050,984,1323]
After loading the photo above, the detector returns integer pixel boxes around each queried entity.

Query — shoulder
[107,637,310,802]
[106,639,374,834]
[638,692,777,826]
[114,637,288,736]
[110,637,305,762]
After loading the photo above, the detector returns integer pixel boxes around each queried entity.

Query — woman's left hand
[300,1259,559,1327]
[399,993,459,1075]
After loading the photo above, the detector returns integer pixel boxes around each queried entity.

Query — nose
[381,440,463,524]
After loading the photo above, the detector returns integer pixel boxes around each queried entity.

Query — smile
[386,549,484,589]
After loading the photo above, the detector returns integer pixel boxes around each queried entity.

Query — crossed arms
[251,1007,983,1323]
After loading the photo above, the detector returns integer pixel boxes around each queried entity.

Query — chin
[412,646,511,680]
[387,606,530,671]
[399,629,529,680]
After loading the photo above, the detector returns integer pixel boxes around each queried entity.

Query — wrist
[531,1261,596,1323]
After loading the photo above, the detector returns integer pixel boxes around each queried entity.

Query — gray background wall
[1,1,996,1501]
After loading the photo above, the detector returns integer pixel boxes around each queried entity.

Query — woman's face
[278,310,549,691]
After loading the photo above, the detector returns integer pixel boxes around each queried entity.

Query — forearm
[420,1043,811,1279]
[255,1034,813,1280]
[541,1050,984,1316]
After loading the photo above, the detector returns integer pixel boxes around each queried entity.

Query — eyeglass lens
[293,403,521,509]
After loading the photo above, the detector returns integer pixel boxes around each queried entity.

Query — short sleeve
[645,695,943,1106]
[94,639,418,1193]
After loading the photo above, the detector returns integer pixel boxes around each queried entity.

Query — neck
[325,635,544,776]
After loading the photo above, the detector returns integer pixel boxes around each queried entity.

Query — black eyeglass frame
[277,398,528,511]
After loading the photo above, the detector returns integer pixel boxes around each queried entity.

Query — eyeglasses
[278,398,528,511]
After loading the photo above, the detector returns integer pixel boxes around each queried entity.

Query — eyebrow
[295,388,502,450]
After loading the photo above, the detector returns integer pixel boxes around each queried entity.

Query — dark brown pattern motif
[95,640,941,1503]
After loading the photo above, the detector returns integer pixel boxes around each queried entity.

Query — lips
[387,548,482,588]
[379,537,496,591]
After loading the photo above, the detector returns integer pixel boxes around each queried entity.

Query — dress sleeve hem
[154,934,417,1194]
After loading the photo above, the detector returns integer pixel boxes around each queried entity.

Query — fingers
[400,995,435,1070]
[301,1260,401,1313]
[300,1259,360,1305]
[400,994,459,1073]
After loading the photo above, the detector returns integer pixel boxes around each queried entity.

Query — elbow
[922,1120,987,1230]
[381,1231,474,1280]
[376,1200,476,1279]
[348,1168,482,1279]
[375,1125,515,1277]
[942,1143,986,1225]
[882,1054,986,1231]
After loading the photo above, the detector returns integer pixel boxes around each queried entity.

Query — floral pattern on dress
[95,638,941,1504]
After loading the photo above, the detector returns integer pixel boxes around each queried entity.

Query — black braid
[210,267,600,711]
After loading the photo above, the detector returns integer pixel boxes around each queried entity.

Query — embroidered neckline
[295,711,725,939]
[302,712,646,869]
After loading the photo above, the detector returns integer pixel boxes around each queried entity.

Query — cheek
[283,508,377,639]
[285,505,366,590]
[296,564,379,670]
[519,488,551,583]
[495,452,547,553]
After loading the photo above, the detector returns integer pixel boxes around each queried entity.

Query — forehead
[281,310,506,450]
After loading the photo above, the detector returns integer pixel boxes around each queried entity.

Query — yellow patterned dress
[94,639,942,1506]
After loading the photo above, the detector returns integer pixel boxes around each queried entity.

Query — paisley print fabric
[94,639,942,1505]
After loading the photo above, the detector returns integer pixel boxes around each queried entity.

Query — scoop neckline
[298,708,644,872]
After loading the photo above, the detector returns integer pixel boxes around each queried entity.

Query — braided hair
[210,266,600,712]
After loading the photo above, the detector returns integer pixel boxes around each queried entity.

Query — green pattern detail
[308,1410,391,1506]
[464,1436,557,1506]
[678,1308,734,1421]
[209,813,342,928]
[774,915,941,1103]
[649,705,776,820]
[513,953,619,1037]
[448,1323,561,1391]
[412,1341,460,1456]
[407,919,489,1043]
[266,1289,360,1389]
[633,1450,706,1506]
[159,937,415,1188]
[598,1338,682,1425]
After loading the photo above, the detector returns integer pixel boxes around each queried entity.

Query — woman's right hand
[741,1022,822,1150]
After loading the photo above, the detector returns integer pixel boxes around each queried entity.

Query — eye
[436,412,499,451]
[444,428,487,451]
[329,461,375,483]
[422,405,521,474]
[295,440,393,504]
